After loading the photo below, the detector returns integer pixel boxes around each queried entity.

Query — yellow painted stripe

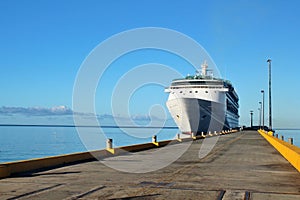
[258,130,300,172]
[106,148,115,154]
[152,142,160,146]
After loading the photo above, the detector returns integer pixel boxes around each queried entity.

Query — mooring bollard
[280,135,284,141]
[152,135,157,143]
[288,138,294,145]
[106,138,113,149]
[191,132,196,138]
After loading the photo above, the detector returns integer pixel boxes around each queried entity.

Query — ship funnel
[201,60,208,76]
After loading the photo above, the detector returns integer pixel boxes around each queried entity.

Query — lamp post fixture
[261,90,265,130]
[267,59,272,130]
[259,101,262,129]
[250,110,253,128]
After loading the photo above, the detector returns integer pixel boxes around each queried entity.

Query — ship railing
[169,86,226,89]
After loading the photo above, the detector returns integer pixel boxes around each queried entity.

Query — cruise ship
[165,61,239,135]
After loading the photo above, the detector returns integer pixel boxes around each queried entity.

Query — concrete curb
[258,129,300,172]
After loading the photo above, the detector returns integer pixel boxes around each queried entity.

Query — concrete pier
[1,131,300,199]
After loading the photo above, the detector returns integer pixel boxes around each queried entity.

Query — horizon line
[0,124,299,130]
[0,124,178,129]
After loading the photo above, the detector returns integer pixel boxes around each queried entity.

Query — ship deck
[1,130,300,200]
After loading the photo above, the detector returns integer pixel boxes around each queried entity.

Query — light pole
[258,108,261,128]
[267,59,272,130]
[261,90,265,130]
[259,101,262,129]
[250,110,253,128]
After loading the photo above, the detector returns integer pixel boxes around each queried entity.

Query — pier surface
[1,131,300,200]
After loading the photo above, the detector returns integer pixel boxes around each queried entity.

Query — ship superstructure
[165,61,239,135]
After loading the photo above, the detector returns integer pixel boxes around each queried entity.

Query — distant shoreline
[0,124,298,130]
[0,124,178,129]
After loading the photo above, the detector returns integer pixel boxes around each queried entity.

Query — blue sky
[0,0,300,128]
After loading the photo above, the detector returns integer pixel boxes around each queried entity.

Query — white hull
[166,93,227,134]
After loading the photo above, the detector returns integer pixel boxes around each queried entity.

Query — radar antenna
[201,60,208,76]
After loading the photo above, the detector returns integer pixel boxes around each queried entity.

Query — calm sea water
[1,126,299,164]
[275,129,300,147]
[0,125,179,163]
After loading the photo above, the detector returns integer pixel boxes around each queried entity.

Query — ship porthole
[176,115,180,119]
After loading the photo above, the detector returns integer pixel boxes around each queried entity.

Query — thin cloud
[97,113,163,121]
[0,106,73,116]
[0,106,167,122]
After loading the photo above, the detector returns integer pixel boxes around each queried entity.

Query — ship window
[189,91,192,93]
[195,91,198,93]
[205,91,208,93]
[180,91,183,93]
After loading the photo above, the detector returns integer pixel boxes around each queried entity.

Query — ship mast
[201,60,208,76]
